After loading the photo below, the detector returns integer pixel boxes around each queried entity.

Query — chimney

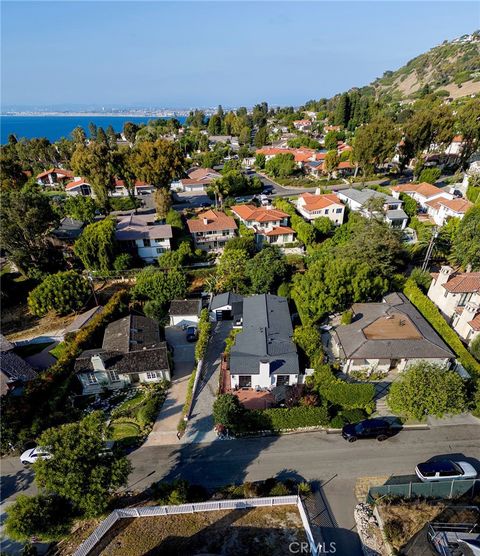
[259,359,270,376]
[437,266,454,286]
[91,354,106,372]
[203,217,209,225]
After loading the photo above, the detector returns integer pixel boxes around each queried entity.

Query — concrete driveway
[143,326,195,446]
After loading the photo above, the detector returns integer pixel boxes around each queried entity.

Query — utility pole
[421,226,438,272]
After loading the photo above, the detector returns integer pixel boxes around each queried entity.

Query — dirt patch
[377,499,444,551]
[74,506,306,556]
[355,476,390,502]
[4,309,75,341]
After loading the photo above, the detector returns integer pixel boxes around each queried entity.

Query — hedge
[403,279,480,377]
[195,309,212,363]
[242,405,330,432]
[322,381,376,412]
[178,368,197,432]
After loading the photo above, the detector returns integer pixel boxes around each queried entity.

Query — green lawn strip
[49,342,67,359]
[108,421,141,440]
[14,341,54,358]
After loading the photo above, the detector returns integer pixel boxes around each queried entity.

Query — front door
[130,373,140,384]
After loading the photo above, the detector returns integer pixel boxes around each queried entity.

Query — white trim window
[146,372,157,380]
[108,370,120,382]
[86,373,98,385]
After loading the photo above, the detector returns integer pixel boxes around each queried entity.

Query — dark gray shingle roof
[230,294,299,375]
[169,299,201,317]
[64,306,104,334]
[74,345,169,374]
[210,292,243,310]
[102,315,160,352]
[0,352,37,382]
[335,293,455,360]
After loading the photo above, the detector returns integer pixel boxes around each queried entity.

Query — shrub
[341,408,367,423]
[293,324,323,364]
[404,279,480,377]
[152,480,189,505]
[137,397,159,427]
[388,362,467,420]
[5,494,73,542]
[410,267,432,292]
[269,483,291,496]
[340,310,353,325]
[243,405,329,432]
[113,253,133,271]
[243,481,262,498]
[213,394,245,432]
[418,168,441,184]
[28,271,90,317]
[277,282,291,299]
[470,334,480,362]
[298,481,312,495]
[323,381,376,412]
[329,415,346,429]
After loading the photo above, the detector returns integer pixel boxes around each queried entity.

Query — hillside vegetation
[370,32,480,102]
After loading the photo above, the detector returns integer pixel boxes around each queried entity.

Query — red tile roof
[299,193,342,211]
[231,204,289,223]
[337,161,353,170]
[65,178,90,190]
[187,210,237,233]
[255,147,316,162]
[114,179,149,188]
[437,198,473,214]
[468,313,480,331]
[443,272,480,293]
[265,226,295,236]
[391,182,443,198]
[452,135,464,143]
[37,168,74,180]
[187,168,221,181]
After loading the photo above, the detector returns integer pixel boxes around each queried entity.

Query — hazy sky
[1,1,477,108]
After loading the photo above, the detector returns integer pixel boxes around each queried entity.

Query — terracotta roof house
[255,147,316,164]
[426,197,473,227]
[187,210,237,252]
[65,178,93,197]
[74,314,170,395]
[179,168,221,192]
[296,193,345,224]
[337,188,408,229]
[390,182,452,210]
[227,294,302,389]
[0,334,37,397]
[231,204,295,247]
[36,168,74,186]
[428,266,480,345]
[333,292,455,374]
[111,179,154,197]
[115,214,172,263]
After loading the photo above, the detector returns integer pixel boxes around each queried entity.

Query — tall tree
[71,126,87,146]
[452,206,480,270]
[352,117,400,176]
[247,246,286,294]
[334,93,350,128]
[154,188,172,220]
[123,121,140,143]
[88,122,97,141]
[457,98,480,169]
[238,126,252,146]
[74,217,117,272]
[0,186,59,277]
[324,150,339,180]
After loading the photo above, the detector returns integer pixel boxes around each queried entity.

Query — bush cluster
[243,405,330,432]
[195,308,212,362]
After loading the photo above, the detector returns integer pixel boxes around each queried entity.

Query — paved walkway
[143,327,195,446]
[182,321,232,444]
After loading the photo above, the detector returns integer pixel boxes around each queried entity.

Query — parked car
[20,446,52,465]
[415,460,478,482]
[186,326,198,342]
[262,185,274,194]
[342,419,395,442]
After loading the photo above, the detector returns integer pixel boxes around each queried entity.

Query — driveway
[182,321,232,444]
[143,326,195,446]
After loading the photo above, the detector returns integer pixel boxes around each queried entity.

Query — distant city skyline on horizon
[1,2,476,109]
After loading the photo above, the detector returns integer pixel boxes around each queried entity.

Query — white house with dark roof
[179,168,221,193]
[226,294,301,389]
[337,188,408,229]
[115,214,172,263]
[428,266,480,344]
[333,292,455,374]
[168,299,202,327]
[74,315,170,394]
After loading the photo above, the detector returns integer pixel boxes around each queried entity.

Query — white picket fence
[73,495,319,556]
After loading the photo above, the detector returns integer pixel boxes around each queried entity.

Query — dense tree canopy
[74,217,117,272]
[247,245,287,294]
[452,206,480,270]
[265,153,296,178]
[133,266,187,306]
[28,271,90,316]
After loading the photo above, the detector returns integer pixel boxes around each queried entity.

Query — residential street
[2,424,479,554]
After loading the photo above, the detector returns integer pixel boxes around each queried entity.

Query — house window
[276,375,290,386]
[143,239,151,247]
[86,373,98,385]
[239,376,252,388]
[108,370,120,382]
[156,248,165,254]
[459,293,473,307]
[146,372,157,380]
[325,209,329,214]
[336,208,342,213]
[444,290,449,298]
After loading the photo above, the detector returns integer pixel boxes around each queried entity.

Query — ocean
[0,115,187,144]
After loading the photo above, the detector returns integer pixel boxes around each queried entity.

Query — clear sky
[1,1,478,109]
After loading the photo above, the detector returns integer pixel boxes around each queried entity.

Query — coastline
[1,113,186,118]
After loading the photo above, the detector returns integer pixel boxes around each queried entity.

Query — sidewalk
[182,321,232,444]
[143,327,195,446]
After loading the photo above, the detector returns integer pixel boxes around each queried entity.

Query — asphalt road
[2,424,479,554]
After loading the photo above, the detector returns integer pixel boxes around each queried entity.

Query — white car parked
[415,459,478,482]
[20,447,52,465]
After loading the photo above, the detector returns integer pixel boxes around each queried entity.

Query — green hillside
[370,31,480,102]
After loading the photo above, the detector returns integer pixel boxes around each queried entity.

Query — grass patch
[107,421,141,441]
[49,342,67,360]
[14,341,54,358]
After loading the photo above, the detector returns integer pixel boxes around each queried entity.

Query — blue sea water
[0,115,187,144]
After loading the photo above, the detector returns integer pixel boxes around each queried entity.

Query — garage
[168,299,202,327]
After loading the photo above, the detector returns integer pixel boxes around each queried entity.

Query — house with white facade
[36,168,74,187]
[74,315,170,395]
[333,292,455,374]
[187,210,237,252]
[231,204,295,246]
[115,214,172,263]
[428,266,480,344]
[390,182,452,209]
[293,119,312,131]
[426,197,473,227]
[65,178,93,197]
[227,294,301,389]
[179,168,221,193]
[111,179,154,197]
[168,299,202,327]
[296,192,345,224]
[337,188,408,229]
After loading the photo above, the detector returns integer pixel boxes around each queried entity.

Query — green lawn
[14,341,54,357]
[108,421,141,440]
[49,342,67,359]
